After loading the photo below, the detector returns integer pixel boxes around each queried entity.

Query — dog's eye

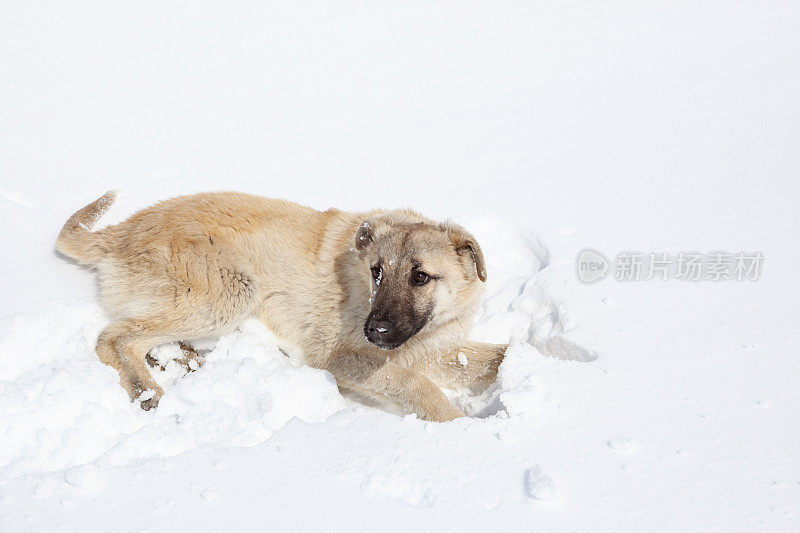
[371,266,382,281]
[410,271,430,286]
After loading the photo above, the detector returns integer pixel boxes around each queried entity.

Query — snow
[2,1,799,531]
[525,465,557,502]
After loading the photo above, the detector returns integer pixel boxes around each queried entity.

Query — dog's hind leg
[97,319,164,408]
[144,342,201,372]
[96,246,259,408]
[96,313,245,410]
[177,341,203,372]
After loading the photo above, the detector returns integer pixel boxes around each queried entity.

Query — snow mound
[0,220,587,490]
[470,217,596,362]
[0,315,347,483]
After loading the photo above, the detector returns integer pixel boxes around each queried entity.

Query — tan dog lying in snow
[56,192,507,421]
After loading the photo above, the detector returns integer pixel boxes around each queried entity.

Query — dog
[56,191,507,421]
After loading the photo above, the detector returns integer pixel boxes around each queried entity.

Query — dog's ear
[445,224,487,282]
[355,221,373,250]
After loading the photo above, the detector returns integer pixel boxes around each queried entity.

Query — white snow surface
[1,2,799,531]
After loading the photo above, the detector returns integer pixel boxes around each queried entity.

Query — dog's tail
[56,190,117,265]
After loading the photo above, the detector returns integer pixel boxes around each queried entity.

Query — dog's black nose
[367,318,394,339]
[365,312,397,347]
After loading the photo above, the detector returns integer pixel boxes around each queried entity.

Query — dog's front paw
[423,402,465,422]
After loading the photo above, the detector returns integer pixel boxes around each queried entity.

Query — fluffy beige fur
[57,192,506,421]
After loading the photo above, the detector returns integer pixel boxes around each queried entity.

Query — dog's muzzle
[364,311,405,349]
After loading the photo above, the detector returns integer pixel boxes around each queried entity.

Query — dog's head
[355,212,486,350]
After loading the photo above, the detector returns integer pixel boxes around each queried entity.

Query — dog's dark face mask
[354,217,486,350]
[362,263,434,349]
